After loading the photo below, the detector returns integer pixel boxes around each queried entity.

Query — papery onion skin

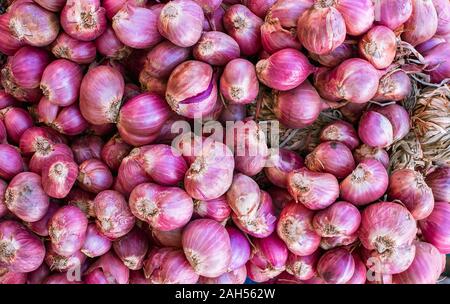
[51,32,97,64]
[359,26,397,69]
[319,120,359,150]
[388,169,434,220]
[317,248,355,284]
[0,220,45,273]
[0,180,9,219]
[30,143,74,174]
[9,46,50,89]
[340,159,388,206]
[81,223,112,258]
[287,168,339,210]
[260,18,302,54]
[285,251,319,281]
[373,104,411,142]
[256,48,315,91]
[425,166,450,202]
[18,126,63,156]
[362,243,416,275]
[320,234,358,250]
[335,0,374,36]
[113,226,149,270]
[421,41,450,83]
[402,0,438,46]
[158,0,205,48]
[194,195,231,222]
[419,202,450,254]
[312,201,361,237]
[353,144,389,168]
[359,202,417,253]
[277,202,321,256]
[193,31,240,66]
[376,0,413,30]
[267,0,313,28]
[143,41,191,79]
[373,70,412,102]
[220,58,259,105]
[358,111,394,148]
[95,26,130,60]
[226,173,260,217]
[102,0,148,19]
[66,188,96,218]
[182,219,232,278]
[45,245,86,272]
[0,144,24,180]
[41,155,79,199]
[249,233,288,279]
[433,0,450,35]
[78,159,114,194]
[264,148,304,188]
[151,228,183,249]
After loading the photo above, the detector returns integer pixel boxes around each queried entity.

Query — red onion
[194,195,231,222]
[256,48,315,91]
[77,159,113,194]
[358,111,394,148]
[426,166,450,202]
[139,73,168,97]
[202,5,225,31]
[158,0,205,47]
[317,248,355,284]
[143,248,199,283]
[309,43,354,68]
[388,169,435,220]
[346,253,366,284]
[297,4,346,55]
[4,172,49,222]
[85,251,129,284]
[116,148,151,196]
[52,104,89,136]
[359,202,417,254]
[9,46,50,89]
[267,187,292,212]
[61,0,107,41]
[226,173,260,217]
[192,0,221,14]
[320,234,358,250]
[335,0,374,36]
[264,148,304,188]
[103,0,148,19]
[306,141,356,179]
[81,223,112,258]
[185,140,234,200]
[71,135,103,165]
[340,159,388,206]
[67,188,96,218]
[95,26,130,60]
[312,201,360,238]
[129,270,151,284]
[421,41,450,83]
[113,226,148,270]
[247,233,288,281]
[36,97,59,124]
[1,107,33,144]
[129,183,193,231]
[232,190,277,238]
[40,155,78,199]
[27,263,50,284]
[45,245,86,272]
[402,0,438,46]
[273,80,323,128]
[182,219,232,277]
[27,201,60,237]
[433,0,450,35]
[151,228,183,248]
[373,70,412,101]
[376,0,413,30]
[393,241,443,283]
[44,273,82,284]
[9,2,59,47]
[0,220,45,273]
[0,90,18,110]
[260,19,302,54]
[166,60,217,119]
[0,144,24,180]
[359,26,397,69]
[277,202,321,256]
[40,59,82,107]
[18,126,63,156]
[79,65,124,125]
[112,5,161,49]
[226,227,251,271]
[319,120,359,150]
[0,13,24,56]
[285,251,319,281]
[374,104,410,142]
[287,168,339,210]
[267,0,312,28]
[29,143,73,174]
[94,190,135,239]
[193,31,240,66]
[198,265,247,284]
[101,135,131,171]
[0,122,5,145]
[363,243,416,275]
[220,58,258,105]
[0,268,27,284]
[0,180,8,219]
[353,144,389,168]
[117,93,171,146]
[419,202,450,253]
[51,32,97,64]
[142,41,190,79]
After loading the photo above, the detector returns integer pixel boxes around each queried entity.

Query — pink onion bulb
[285,251,320,281]
[0,144,24,180]
[220,58,259,105]
[67,188,96,218]
[143,248,199,284]
[61,0,107,41]
[193,31,240,66]
[112,4,162,49]
[129,183,193,231]
[388,169,435,220]
[198,265,247,284]
[421,41,450,84]
[226,227,251,271]
[78,159,114,193]
[232,190,277,238]
[226,173,260,217]
[51,32,97,64]
[313,201,361,237]
[267,0,313,29]
[44,273,82,284]
[113,226,149,270]
[256,48,315,91]
[143,41,190,79]
[71,135,103,164]
[166,60,218,119]
[18,126,62,156]
[0,220,45,273]
[95,26,130,60]
[27,263,50,284]
[317,248,355,284]
[101,135,131,171]
[362,242,416,275]
[419,202,450,254]
[358,111,394,148]
[402,0,438,46]
[277,202,321,256]
[29,143,73,174]
[1,107,34,144]
[85,251,129,284]
[319,120,359,150]
[151,228,183,248]
[376,0,413,30]
[0,179,9,219]
[0,13,24,56]
[359,202,417,254]
[373,104,410,142]
[9,2,59,47]
[129,270,151,284]
[193,0,222,14]
[359,26,397,69]
[45,245,86,272]
[9,46,51,89]
[433,0,450,35]
[320,234,358,251]
[41,155,79,199]
[309,43,354,68]
[115,148,151,196]
[94,190,135,240]
[260,18,302,54]
[353,144,389,168]
[223,4,263,56]
[202,5,225,31]
[267,187,293,212]
[426,166,450,202]
[373,70,412,102]
[287,168,339,210]
[265,148,304,188]
[81,223,112,258]
[79,65,124,125]
[335,0,375,36]
[305,141,356,179]
[194,195,231,222]
[4,172,49,222]
[273,80,322,128]
[182,219,232,278]
[158,0,205,47]
[340,159,388,206]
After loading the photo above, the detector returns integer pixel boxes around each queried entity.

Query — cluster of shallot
[0,0,449,285]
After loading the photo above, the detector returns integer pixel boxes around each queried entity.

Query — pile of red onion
[0,0,449,285]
